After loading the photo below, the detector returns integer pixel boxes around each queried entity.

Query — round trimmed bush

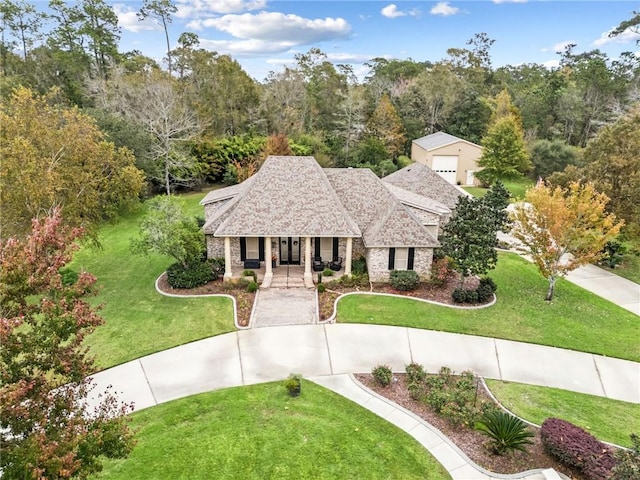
[390,270,420,291]
[166,262,213,289]
[317,283,326,293]
[246,281,258,293]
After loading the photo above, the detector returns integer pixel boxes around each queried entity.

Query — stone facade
[366,247,433,282]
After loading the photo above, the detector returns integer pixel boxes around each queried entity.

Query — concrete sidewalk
[565,263,640,315]
[91,324,638,480]
[91,324,640,411]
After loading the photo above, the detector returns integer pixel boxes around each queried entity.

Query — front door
[279,237,301,265]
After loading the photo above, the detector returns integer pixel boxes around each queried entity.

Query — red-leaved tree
[0,208,135,480]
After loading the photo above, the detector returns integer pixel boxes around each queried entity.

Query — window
[320,238,333,260]
[388,247,415,271]
[246,237,259,259]
[395,248,409,270]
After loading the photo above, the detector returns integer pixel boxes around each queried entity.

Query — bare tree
[91,68,201,194]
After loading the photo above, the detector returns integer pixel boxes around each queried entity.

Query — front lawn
[486,380,640,448]
[93,381,450,480]
[336,252,640,362]
[463,177,534,201]
[72,191,235,369]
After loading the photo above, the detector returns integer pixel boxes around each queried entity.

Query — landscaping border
[323,291,497,323]
[154,273,248,330]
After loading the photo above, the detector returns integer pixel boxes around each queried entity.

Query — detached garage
[411,132,482,186]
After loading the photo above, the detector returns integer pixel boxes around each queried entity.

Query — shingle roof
[382,182,450,216]
[325,168,438,248]
[413,131,480,151]
[200,178,254,205]
[383,162,466,210]
[211,156,361,237]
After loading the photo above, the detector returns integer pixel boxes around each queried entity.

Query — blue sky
[110,0,640,81]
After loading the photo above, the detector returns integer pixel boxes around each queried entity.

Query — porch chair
[312,256,324,272]
[329,256,343,271]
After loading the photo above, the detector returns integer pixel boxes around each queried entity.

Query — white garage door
[432,155,458,184]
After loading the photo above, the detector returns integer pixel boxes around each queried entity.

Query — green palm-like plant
[475,410,534,455]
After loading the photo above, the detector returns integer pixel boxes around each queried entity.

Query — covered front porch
[221,236,354,288]
[224,264,350,289]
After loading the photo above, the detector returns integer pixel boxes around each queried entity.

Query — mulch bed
[157,273,255,327]
[318,273,485,321]
[356,373,582,479]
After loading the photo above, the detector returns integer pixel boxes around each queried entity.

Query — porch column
[262,236,273,288]
[345,237,353,276]
[264,236,272,276]
[303,236,313,288]
[224,236,232,280]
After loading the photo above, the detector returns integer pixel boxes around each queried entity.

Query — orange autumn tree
[510,182,623,301]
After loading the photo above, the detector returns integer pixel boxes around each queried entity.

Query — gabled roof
[383,162,467,210]
[209,156,361,237]
[413,131,481,151]
[325,168,438,248]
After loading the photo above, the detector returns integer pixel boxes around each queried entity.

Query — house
[200,156,462,287]
[411,132,482,186]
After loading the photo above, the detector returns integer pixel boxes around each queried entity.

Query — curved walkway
[90,325,639,478]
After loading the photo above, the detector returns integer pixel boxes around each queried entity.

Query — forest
[1,0,639,238]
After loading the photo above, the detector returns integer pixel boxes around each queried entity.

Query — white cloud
[114,4,157,32]
[199,38,293,56]
[540,40,574,53]
[325,52,372,63]
[175,0,266,18]
[542,59,560,69]
[593,27,640,47]
[430,2,459,16]
[381,4,420,18]
[381,4,406,18]
[195,12,351,44]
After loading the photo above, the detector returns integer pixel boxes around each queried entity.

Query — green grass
[610,252,640,284]
[94,381,451,480]
[337,252,640,362]
[486,380,640,448]
[463,177,534,201]
[72,191,235,370]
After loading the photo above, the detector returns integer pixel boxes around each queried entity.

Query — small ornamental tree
[510,181,623,301]
[0,208,135,480]
[132,195,205,269]
[440,196,498,287]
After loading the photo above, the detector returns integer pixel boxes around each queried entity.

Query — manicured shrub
[476,283,495,302]
[428,257,452,287]
[317,283,326,293]
[372,364,393,387]
[541,418,616,480]
[246,281,258,293]
[241,269,257,283]
[479,276,497,293]
[166,261,213,289]
[599,241,625,269]
[405,363,427,384]
[475,410,534,455]
[322,268,334,277]
[407,381,424,400]
[390,270,419,291]
[352,256,367,275]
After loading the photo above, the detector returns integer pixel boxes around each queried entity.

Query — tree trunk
[164,157,171,196]
[545,275,555,301]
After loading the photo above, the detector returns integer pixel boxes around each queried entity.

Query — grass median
[486,380,640,448]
